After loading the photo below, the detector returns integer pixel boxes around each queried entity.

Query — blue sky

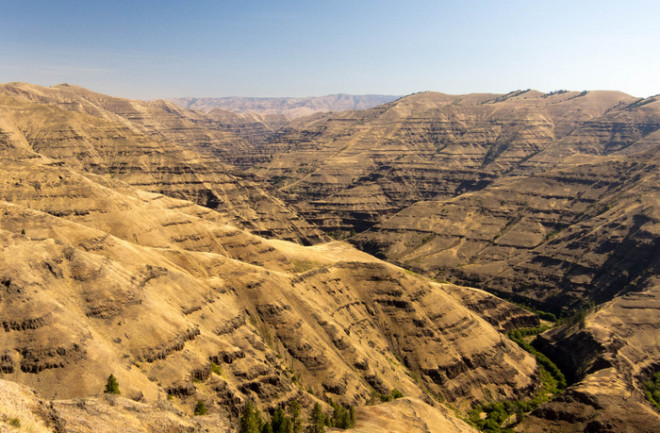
[1,0,658,99]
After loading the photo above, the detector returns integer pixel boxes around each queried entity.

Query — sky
[1,0,658,99]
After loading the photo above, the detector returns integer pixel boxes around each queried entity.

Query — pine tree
[262,421,274,433]
[280,417,293,433]
[271,406,286,433]
[290,400,303,433]
[240,400,264,433]
[104,374,120,395]
[271,406,294,433]
[308,403,325,433]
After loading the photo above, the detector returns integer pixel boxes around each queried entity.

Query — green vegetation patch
[239,399,306,433]
[644,370,660,412]
[195,400,207,416]
[378,388,404,402]
[104,374,120,395]
[555,302,594,329]
[291,259,319,273]
[327,399,356,429]
[467,366,562,433]
[467,327,567,433]
[509,329,566,389]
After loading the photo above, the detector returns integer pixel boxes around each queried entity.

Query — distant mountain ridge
[166,94,400,118]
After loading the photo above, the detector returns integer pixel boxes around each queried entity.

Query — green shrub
[379,393,392,402]
[195,400,207,416]
[509,330,566,389]
[104,374,120,395]
[379,388,404,402]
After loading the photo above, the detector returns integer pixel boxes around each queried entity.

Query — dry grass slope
[1,82,658,432]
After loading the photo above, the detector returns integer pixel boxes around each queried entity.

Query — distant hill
[166,94,400,118]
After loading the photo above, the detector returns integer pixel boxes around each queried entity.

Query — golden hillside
[1,83,659,432]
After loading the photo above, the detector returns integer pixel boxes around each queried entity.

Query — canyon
[0,83,658,433]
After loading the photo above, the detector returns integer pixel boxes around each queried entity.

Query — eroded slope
[518,277,660,432]
[0,152,538,430]
[252,90,645,234]
[0,82,326,244]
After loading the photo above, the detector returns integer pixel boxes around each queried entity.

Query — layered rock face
[0,159,538,405]
[0,82,326,245]
[205,109,290,168]
[1,82,659,432]
[0,84,542,432]
[354,148,659,312]
[519,276,660,433]
[248,89,660,311]
[252,90,642,231]
[243,89,660,431]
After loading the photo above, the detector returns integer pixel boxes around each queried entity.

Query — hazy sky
[1,0,658,99]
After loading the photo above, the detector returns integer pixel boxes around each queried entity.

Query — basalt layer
[0,82,326,244]
[518,276,660,433]
[0,85,542,432]
[244,89,660,431]
[248,90,660,311]
[252,90,648,235]
[0,160,538,406]
[1,83,659,432]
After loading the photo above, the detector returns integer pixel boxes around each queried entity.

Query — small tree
[329,400,355,429]
[308,403,325,433]
[240,400,264,433]
[271,406,294,433]
[262,421,274,433]
[195,400,207,416]
[289,400,303,433]
[104,374,120,395]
